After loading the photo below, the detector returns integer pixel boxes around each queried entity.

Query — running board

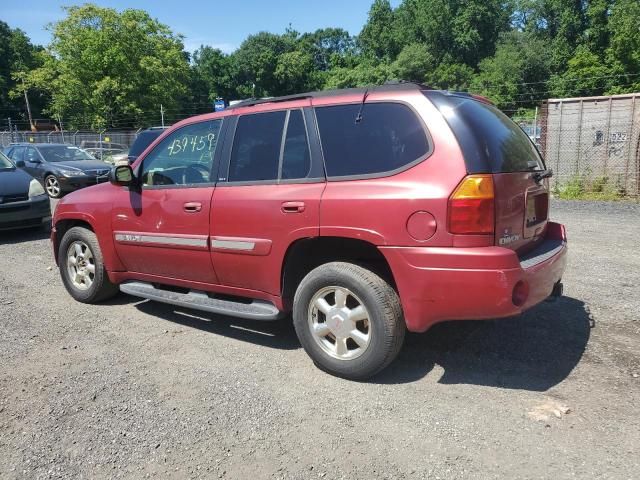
[120,281,283,321]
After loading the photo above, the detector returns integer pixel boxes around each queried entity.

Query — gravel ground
[0,199,639,479]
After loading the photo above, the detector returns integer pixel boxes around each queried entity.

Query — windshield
[38,145,95,162]
[0,152,14,169]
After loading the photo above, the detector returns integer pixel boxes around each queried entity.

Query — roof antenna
[355,86,372,124]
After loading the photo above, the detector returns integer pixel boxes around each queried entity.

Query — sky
[2,0,401,53]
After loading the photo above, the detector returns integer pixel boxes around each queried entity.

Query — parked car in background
[51,83,567,380]
[126,127,168,164]
[79,140,128,161]
[3,143,111,198]
[0,151,51,231]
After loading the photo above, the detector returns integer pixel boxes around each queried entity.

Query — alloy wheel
[66,241,96,290]
[307,286,371,360]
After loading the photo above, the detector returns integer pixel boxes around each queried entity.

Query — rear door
[210,107,325,295]
[111,119,223,283]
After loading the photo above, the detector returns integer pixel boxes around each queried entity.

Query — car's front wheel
[293,262,405,380]
[45,175,62,198]
[59,226,119,303]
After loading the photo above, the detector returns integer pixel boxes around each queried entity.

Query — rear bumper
[0,195,51,231]
[380,222,568,332]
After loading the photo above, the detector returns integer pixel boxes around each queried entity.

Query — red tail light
[448,175,495,235]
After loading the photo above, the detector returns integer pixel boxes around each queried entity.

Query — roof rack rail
[225,81,433,110]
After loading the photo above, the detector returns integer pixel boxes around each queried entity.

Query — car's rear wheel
[59,226,118,303]
[293,262,405,380]
[45,175,62,198]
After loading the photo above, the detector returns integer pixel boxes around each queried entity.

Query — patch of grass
[554,175,627,201]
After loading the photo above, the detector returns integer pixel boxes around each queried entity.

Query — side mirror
[109,164,135,186]
[15,160,25,168]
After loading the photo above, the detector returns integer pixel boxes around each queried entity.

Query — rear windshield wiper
[533,169,553,183]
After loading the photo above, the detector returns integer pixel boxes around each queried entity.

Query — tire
[45,175,62,198]
[293,262,405,380]
[58,226,119,303]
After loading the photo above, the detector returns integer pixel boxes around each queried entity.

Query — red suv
[52,83,567,380]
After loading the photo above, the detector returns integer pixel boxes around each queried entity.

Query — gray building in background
[541,93,640,197]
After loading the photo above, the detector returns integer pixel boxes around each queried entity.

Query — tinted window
[424,92,545,173]
[229,111,286,182]
[0,152,13,169]
[281,110,311,180]
[140,120,222,186]
[315,103,429,177]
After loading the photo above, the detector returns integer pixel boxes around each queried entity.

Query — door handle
[281,201,305,213]
[183,202,202,213]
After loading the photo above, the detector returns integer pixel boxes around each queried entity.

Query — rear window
[424,91,545,173]
[315,102,429,178]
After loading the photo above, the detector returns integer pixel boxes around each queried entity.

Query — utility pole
[57,114,65,143]
[21,77,34,131]
[160,104,165,128]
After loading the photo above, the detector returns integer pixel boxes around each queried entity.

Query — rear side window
[229,111,286,182]
[315,103,429,178]
[425,92,545,173]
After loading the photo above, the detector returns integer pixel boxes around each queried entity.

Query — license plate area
[524,191,548,237]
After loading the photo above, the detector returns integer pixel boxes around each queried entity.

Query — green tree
[0,21,47,127]
[606,0,640,92]
[26,4,190,129]
[391,43,435,82]
[549,44,617,98]
[359,0,400,60]
[299,28,356,71]
[472,31,553,110]
[191,46,235,106]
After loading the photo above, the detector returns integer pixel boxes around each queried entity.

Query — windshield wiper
[533,169,553,183]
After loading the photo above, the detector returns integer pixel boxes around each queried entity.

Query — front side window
[315,102,430,178]
[25,147,41,162]
[140,120,222,186]
[228,111,287,182]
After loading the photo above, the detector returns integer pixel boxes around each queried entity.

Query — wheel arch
[280,236,398,310]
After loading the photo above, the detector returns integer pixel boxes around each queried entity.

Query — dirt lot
[0,199,639,479]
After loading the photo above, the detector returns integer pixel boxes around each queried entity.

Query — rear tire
[59,226,119,303]
[293,262,405,380]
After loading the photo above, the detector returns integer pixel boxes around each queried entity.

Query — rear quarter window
[315,102,430,178]
[425,92,545,173]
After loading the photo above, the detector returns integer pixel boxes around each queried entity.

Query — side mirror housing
[15,160,25,168]
[109,164,135,186]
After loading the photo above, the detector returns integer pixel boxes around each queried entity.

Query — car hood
[51,160,111,172]
[0,167,33,197]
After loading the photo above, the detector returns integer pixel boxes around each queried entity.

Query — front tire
[59,226,119,303]
[293,262,405,380]
[45,175,62,198]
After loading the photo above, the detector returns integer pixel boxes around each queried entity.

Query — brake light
[448,175,495,235]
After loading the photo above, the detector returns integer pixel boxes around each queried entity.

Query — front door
[111,119,223,284]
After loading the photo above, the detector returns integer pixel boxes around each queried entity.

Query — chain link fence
[540,93,640,199]
[0,129,140,151]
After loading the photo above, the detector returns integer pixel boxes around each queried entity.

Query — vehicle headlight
[28,179,46,198]
[59,169,85,177]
